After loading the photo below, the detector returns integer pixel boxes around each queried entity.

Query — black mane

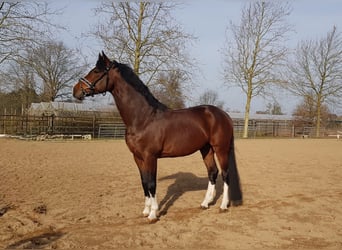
[116,63,168,111]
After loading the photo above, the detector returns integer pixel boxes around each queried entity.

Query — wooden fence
[0,114,126,139]
[0,114,339,139]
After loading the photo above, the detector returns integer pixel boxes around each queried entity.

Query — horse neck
[110,78,158,128]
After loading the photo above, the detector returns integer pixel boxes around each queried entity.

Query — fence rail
[98,123,125,139]
[0,114,124,139]
[0,114,339,139]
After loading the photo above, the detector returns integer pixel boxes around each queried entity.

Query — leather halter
[79,62,116,97]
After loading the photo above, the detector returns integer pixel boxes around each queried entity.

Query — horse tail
[228,136,243,206]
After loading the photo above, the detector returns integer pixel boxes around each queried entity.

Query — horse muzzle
[73,85,85,100]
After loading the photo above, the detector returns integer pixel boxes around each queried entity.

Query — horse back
[157,105,233,157]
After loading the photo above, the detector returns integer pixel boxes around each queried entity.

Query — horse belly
[160,127,207,157]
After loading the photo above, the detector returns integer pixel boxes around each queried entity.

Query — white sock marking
[148,194,158,221]
[201,181,216,208]
[143,196,151,217]
[220,182,229,210]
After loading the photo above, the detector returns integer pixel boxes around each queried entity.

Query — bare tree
[222,1,292,138]
[285,26,342,137]
[1,59,39,110]
[197,89,225,110]
[0,1,60,65]
[24,41,87,101]
[152,70,185,109]
[265,101,284,115]
[292,94,331,132]
[92,2,196,88]
[0,62,39,114]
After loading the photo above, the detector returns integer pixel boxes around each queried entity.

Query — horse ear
[96,52,105,70]
[101,51,111,67]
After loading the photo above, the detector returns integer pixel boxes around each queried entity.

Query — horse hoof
[219,208,228,213]
[148,218,158,224]
[200,205,209,210]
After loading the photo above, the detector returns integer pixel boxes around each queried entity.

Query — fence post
[2,109,5,134]
[92,115,96,138]
[51,114,55,135]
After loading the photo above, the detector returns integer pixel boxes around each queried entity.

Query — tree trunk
[243,87,253,138]
[315,96,322,137]
[133,3,144,75]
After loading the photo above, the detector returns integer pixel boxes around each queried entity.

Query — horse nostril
[73,88,84,100]
[77,93,85,100]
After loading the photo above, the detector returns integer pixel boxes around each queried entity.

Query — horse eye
[93,69,101,74]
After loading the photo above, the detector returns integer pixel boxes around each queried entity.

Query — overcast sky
[53,0,342,115]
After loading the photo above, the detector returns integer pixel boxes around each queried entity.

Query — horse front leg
[134,155,159,222]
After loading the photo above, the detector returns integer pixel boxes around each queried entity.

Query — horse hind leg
[214,149,230,211]
[215,138,243,211]
[200,144,218,209]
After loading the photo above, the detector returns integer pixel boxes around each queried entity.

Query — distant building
[27,102,117,117]
[229,112,293,122]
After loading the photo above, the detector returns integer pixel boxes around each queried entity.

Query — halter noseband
[79,61,116,97]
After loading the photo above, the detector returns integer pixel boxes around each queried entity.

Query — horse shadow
[6,231,64,249]
[158,172,223,217]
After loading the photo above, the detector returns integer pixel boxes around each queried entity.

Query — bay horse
[73,52,242,222]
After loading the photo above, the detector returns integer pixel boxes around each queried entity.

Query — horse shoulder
[125,125,163,159]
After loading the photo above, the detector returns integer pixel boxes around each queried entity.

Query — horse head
[73,51,115,100]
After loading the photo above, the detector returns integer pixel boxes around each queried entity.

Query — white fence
[98,123,126,139]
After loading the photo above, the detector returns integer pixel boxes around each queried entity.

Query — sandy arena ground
[0,138,341,249]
